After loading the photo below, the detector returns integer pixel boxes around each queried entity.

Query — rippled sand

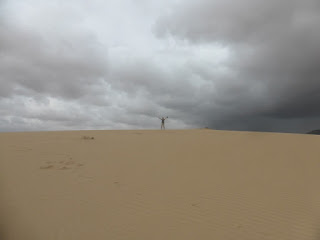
[1,129,320,239]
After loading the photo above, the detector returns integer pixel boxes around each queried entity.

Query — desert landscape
[1,129,320,240]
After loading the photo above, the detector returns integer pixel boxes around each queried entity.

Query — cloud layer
[156,0,320,132]
[1,0,320,132]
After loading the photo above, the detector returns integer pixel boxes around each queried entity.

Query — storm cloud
[1,0,320,132]
[155,0,320,132]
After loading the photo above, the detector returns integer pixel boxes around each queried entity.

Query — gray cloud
[155,0,320,132]
[1,0,320,133]
[0,22,107,100]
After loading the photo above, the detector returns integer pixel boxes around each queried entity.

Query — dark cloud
[155,0,320,132]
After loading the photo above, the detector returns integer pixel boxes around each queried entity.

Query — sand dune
[1,129,320,239]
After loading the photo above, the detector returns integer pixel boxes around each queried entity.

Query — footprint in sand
[40,165,54,169]
[59,166,72,170]
[40,155,84,170]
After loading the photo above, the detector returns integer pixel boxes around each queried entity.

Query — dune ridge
[1,129,320,240]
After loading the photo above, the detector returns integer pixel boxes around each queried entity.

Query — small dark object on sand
[82,136,95,140]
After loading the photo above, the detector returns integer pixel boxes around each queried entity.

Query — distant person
[158,116,168,130]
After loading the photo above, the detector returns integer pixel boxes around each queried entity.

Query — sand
[1,129,320,240]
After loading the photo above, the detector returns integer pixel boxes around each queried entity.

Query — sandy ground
[1,129,320,240]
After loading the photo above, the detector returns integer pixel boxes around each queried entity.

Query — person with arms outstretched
[159,116,168,130]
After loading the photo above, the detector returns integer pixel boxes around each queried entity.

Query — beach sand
[1,129,320,239]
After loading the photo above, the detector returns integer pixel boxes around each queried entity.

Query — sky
[0,0,320,133]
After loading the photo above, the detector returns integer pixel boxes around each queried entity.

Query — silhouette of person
[159,116,168,130]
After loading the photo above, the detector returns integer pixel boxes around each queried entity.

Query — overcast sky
[1,0,320,133]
